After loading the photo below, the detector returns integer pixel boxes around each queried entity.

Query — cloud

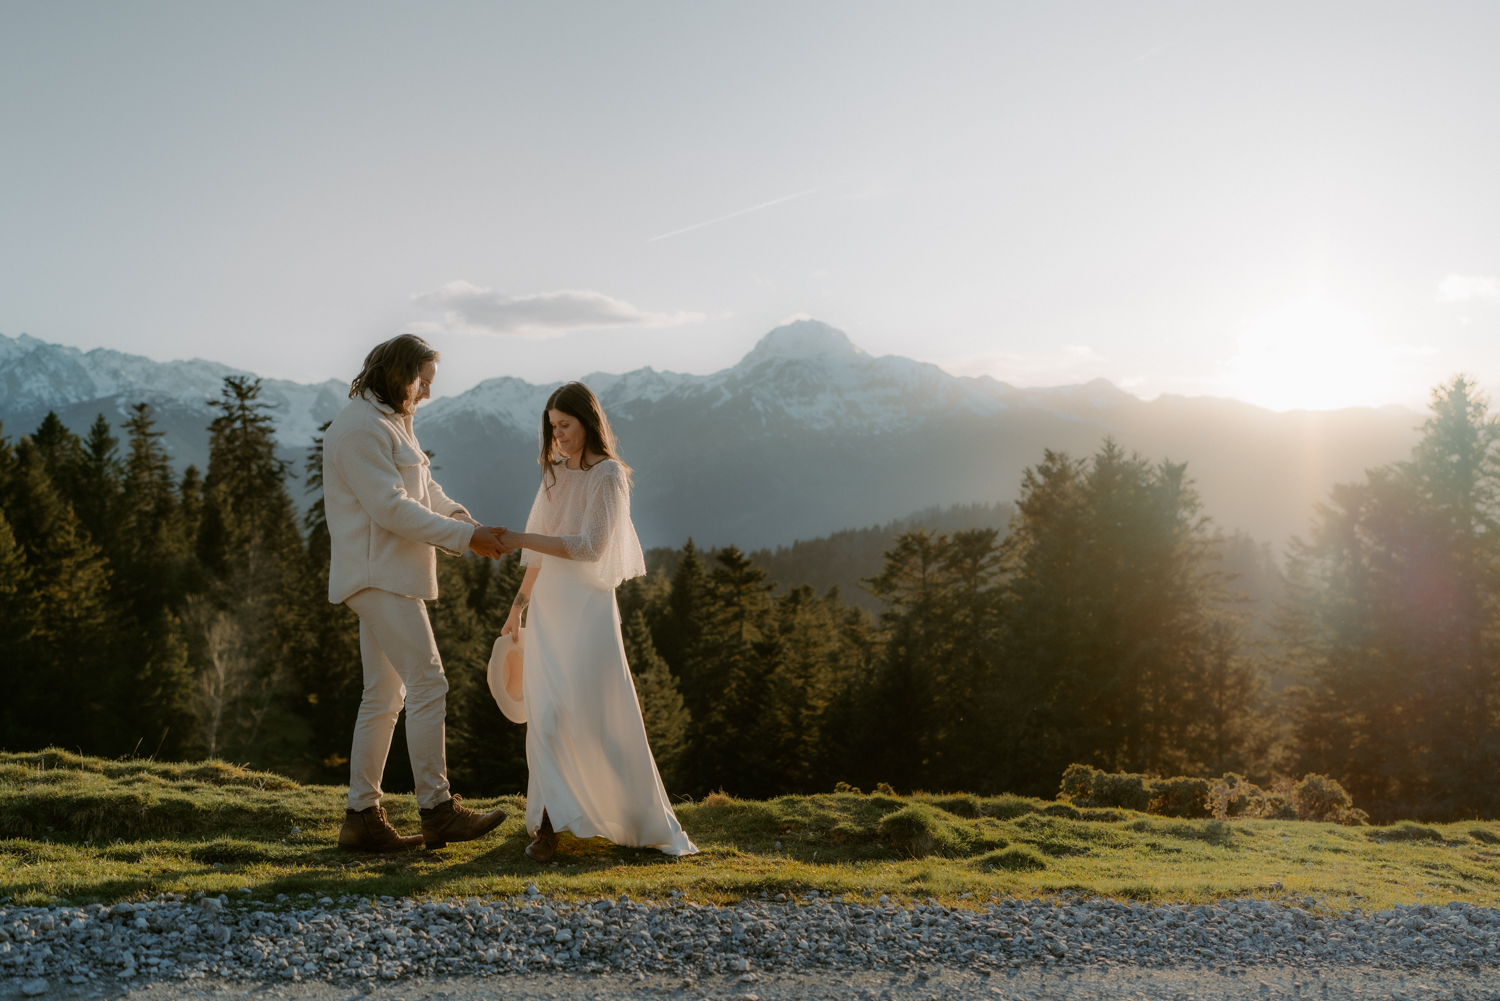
[1436,274,1500,303]
[947,344,1112,385]
[409,282,701,336]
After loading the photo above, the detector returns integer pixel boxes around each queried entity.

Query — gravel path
[2,888,1496,998]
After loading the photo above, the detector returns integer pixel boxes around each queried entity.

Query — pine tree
[75,414,122,544]
[199,376,301,583]
[658,538,709,676]
[857,528,1004,793]
[1284,376,1500,821]
[998,440,1239,795]
[31,412,87,500]
[0,434,115,751]
[680,546,781,796]
[188,376,307,766]
[623,610,691,788]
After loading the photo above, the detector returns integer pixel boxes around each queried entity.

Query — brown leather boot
[338,805,423,853]
[525,809,559,863]
[418,794,506,850]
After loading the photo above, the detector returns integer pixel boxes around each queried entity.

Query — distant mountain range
[0,322,1424,552]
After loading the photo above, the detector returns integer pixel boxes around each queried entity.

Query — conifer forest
[2,375,1498,825]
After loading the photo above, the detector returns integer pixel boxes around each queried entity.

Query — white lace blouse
[519,459,647,590]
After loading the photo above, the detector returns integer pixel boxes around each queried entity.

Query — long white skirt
[524,556,698,855]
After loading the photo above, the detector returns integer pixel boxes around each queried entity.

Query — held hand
[453,512,481,528]
[468,525,510,560]
[499,528,523,551]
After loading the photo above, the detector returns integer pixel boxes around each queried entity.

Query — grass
[4,749,1500,912]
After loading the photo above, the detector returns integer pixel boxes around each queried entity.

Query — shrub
[1059,764,1152,812]
[1292,774,1367,825]
[1242,789,1299,820]
[1060,764,1367,824]
[1148,777,1212,819]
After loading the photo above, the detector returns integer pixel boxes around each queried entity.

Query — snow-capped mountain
[422,319,1028,436]
[0,321,1422,551]
[0,332,347,471]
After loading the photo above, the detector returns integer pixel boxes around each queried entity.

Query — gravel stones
[0,893,1495,988]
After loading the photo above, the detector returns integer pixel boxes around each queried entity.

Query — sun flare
[1220,294,1434,412]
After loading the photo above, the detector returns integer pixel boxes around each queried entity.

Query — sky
[2,1,1498,411]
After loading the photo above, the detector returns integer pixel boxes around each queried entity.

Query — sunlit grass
[4,749,1500,912]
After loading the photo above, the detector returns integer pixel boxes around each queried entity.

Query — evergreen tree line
[2,375,1498,822]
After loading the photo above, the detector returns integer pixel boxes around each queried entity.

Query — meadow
[4,750,1499,914]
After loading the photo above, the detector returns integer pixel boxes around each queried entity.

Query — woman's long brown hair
[539,382,632,492]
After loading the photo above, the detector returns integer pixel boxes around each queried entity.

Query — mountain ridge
[0,322,1424,550]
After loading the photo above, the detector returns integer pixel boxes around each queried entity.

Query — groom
[323,333,510,852]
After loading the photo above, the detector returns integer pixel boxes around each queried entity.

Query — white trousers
[345,587,452,811]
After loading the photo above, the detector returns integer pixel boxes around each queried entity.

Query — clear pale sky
[2,2,1497,411]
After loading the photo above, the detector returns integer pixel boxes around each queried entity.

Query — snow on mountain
[0,332,347,451]
[422,319,1013,434]
[0,321,1424,551]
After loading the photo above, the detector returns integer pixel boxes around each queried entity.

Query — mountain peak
[740,318,865,367]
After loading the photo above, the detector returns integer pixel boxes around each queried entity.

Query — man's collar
[360,390,400,416]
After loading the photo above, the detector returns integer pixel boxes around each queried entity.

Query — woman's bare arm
[499,531,573,560]
[501,563,542,637]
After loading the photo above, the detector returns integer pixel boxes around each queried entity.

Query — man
[323,332,508,851]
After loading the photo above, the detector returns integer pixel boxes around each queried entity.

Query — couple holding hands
[323,333,697,861]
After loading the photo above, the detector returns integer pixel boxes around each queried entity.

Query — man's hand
[453,511,481,528]
[468,525,511,560]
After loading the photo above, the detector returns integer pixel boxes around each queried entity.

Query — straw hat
[487,628,526,724]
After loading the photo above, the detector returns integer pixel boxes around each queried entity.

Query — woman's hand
[500,589,529,638]
[499,528,524,551]
[500,605,523,638]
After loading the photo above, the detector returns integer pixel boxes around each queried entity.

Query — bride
[499,382,698,861]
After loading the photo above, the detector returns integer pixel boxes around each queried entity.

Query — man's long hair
[349,334,440,414]
[539,382,632,493]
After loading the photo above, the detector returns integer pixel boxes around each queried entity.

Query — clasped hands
[459,514,523,560]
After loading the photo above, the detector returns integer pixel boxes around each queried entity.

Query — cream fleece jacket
[323,393,475,604]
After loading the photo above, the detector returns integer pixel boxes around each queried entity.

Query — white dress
[518,459,698,855]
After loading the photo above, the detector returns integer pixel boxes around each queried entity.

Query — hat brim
[487,630,527,724]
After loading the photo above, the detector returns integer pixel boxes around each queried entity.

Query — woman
[498,382,698,861]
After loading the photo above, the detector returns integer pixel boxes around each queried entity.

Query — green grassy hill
[4,750,1499,912]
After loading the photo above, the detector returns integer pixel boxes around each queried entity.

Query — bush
[1148,777,1212,819]
[1059,763,1367,824]
[1059,764,1152,812]
[1292,774,1367,825]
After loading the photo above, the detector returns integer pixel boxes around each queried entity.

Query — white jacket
[323,392,475,603]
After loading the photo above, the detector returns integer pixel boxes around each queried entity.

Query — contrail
[1132,38,1181,63]
[647,186,826,243]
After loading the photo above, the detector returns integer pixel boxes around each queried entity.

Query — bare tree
[186,598,250,758]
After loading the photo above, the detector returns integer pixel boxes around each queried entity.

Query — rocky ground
[2,888,1496,999]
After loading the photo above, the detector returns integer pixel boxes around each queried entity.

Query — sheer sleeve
[561,461,647,589]
[518,480,550,569]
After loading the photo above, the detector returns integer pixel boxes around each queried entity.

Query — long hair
[539,382,632,492]
[349,334,440,414]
